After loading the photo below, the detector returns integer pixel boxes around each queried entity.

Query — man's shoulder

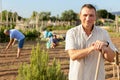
[10,29,17,32]
[95,26,108,33]
[67,25,81,32]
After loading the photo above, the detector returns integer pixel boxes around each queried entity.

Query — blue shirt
[43,30,49,38]
[10,29,25,41]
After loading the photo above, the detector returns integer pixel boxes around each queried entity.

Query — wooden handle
[94,51,101,80]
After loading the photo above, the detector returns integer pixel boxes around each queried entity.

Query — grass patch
[109,32,120,38]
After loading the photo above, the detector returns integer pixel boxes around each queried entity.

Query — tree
[107,12,115,20]
[1,10,7,21]
[31,11,38,20]
[97,9,108,18]
[97,9,115,20]
[61,10,78,21]
[39,12,51,21]
[50,16,57,22]
[14,12,18,22]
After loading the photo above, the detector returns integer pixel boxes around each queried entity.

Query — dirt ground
[0,37,120,80]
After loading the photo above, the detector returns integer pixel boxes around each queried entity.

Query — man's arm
[102,46,115,62]
[67,46,94,61]
[68,40,115,62]
[12,39,16,46]
[92,40,115,62]
[5,38,14,50]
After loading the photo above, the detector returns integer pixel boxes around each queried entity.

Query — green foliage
[47,59,67,80]
[61,9,78,21]
[97,9,108,18]
[31,11,38,19]
[39,12,51,21]
[97,9,115,20]
[20,29,41,41]
[109,32,120,38]
[46,25,73,31]
[17,43,67,80]
[96,20,103,26]
[0,26,13,42]
[107,12,115,20]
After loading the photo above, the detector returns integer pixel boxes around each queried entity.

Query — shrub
[109,32,120,38]
[19,29,41,41]
[17,43,67,80]
[0,26,10,42]
[46,26,73,31]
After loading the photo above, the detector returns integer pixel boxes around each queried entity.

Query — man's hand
[90,40,109,53]
[93,40,115,62]
[12,43,14,46]
[92,40,108,50]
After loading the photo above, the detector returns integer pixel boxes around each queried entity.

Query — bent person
[4,29,25,58]
[65,4,116,80]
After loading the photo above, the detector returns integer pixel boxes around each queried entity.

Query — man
[65,4,116,80]
[4,29,25,58]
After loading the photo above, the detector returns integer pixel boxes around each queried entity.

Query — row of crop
[17,43,67,80]
[45,25,73,31]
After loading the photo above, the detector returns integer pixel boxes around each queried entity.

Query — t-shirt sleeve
[65,29,76,50]
[10,32,14,39]
[104,30,118,51]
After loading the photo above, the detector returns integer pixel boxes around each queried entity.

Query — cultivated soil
[0,37,120,80]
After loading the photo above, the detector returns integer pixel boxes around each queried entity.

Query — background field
[0,37,120,80]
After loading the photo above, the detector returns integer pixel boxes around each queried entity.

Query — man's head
[4,29,10,35]
[80,4,96,30]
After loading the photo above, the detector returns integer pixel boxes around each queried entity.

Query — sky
[1,0,120,18]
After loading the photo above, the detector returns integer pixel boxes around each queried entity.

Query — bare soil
[0,37,120,80]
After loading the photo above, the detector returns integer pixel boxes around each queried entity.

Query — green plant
[17,43,67,80]
[19,29,41,41]
[0,26,10,42]
[46,26,73,31]
[109,32,120,38]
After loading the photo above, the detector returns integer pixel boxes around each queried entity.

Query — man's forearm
[68,46,94,61]
[12,39,16,45]
[6,42,12,50]
[103,46,115,62]
[6,40,13,50]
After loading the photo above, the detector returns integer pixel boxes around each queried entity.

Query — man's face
[4,31,9,36]
[80,7,96,29]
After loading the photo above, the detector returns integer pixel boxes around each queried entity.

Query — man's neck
[82,25,94,36]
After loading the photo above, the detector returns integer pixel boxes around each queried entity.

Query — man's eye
[83,14,87,17]
[90,15,94,17]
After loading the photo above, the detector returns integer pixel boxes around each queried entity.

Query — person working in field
[65,4,116,80]
[51,34,59,48]
[4,29,25,58]
[46,29,53,49]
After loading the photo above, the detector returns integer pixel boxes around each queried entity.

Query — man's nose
[86,16,90,20]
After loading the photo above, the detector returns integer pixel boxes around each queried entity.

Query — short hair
[80,4,96,12]
[4,29,9,34]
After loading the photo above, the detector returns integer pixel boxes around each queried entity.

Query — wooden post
[36,13,39,31]
[6,11,8,27]
[113,64,115,78]
[117,65,119,80]
[115,15,119,32]
[0,0,2,22]
[115,51,119,80]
